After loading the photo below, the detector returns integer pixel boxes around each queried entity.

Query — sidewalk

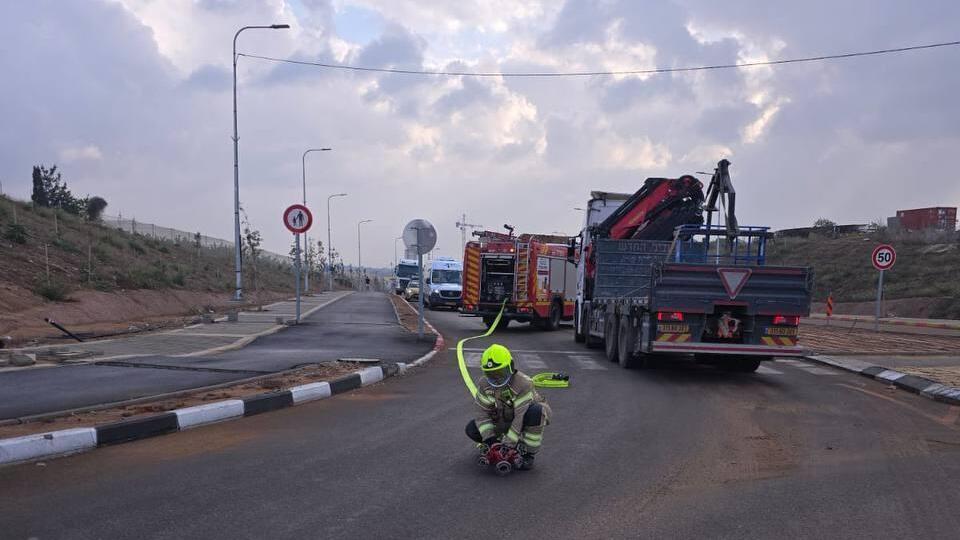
[0,292,433,421]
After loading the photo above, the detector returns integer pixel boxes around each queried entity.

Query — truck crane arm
[703,159,739,238]
[594,175,705,241]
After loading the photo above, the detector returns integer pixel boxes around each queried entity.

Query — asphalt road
[2,307,959,539]
[0,293,430,419]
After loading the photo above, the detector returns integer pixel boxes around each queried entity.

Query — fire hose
[456,301,570,399]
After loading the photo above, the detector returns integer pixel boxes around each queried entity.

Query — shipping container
[895,207,957,231]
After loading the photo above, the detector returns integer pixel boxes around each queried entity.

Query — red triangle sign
[717,268,752,299]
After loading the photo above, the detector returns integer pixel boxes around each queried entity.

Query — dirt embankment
[0,285,289,345]
[811,297,957,319]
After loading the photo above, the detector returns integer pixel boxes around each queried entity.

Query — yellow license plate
[765,327,799,336]
[658,324,690,334]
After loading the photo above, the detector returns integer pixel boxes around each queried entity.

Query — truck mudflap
[650,340,805,356]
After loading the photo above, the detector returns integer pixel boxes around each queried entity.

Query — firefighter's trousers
[465,402,551,454]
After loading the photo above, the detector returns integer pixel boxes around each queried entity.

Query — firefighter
[465,343,551,470]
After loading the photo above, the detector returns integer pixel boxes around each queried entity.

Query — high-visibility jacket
[473,371,548,449]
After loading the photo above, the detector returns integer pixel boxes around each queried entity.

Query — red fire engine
[461,229,577,330]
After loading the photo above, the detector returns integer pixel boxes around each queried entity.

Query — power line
[237,39,960,78]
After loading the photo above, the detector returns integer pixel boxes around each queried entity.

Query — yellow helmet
[481,344,514,387]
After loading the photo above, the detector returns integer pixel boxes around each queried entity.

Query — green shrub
[158,245,170,254]
[100,234,122,249]
[53,236,80,254]
[3,223,27,244]
[172,272,186,286]
[34,280,71,302]
[128,240,145,255]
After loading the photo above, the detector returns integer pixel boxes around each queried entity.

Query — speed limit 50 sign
[871,244,896,271]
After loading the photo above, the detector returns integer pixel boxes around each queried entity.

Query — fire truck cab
[461,230,577,330]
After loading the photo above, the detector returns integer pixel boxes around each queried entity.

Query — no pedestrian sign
[283,204,313,234]
[871,244,896,271]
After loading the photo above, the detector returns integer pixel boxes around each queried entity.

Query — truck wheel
[545,302,561,331]
[574,304,585,343]
[584,308,603,349]
[724,357,761,373]
[617,316,640,369]
[604,314,620,363]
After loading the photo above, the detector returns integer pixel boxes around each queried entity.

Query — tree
[30,164,93,216]
[85,196,108,221]
[315,239,326,275]
[240,209,263,293]
[812,218,837,230]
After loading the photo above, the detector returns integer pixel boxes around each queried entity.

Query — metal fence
[101,214,289,262]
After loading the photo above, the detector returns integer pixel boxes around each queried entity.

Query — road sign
[871,244,896,271]
[284,204,313,235]
[403,219,437,255]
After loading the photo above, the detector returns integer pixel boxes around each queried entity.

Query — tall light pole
[232,23,289,301]
[301,147,331,294]
[327,193,347,290]
[394,236,403,267]
[357,219,373,270]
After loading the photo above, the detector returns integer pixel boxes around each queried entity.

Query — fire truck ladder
[515,243,530,301]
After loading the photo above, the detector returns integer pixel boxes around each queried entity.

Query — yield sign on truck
[717,268,752,299]
[283,204,312,234]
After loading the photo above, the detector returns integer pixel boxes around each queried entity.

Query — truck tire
[724,357,762,373]
[574,303,586,343]
[545,301,561,331]
[617,316,640,369]
[604,314,620,363]
[584,308,603,349]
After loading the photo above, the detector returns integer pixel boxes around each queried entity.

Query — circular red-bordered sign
[871,244,896,271]
[283,204,313,234]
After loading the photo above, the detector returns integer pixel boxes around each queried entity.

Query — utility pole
[455,213,482,255]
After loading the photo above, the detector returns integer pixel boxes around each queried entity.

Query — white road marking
[798,366,838,376]
[517,354,548,370]
[776,358,808,367]
[569,355,608,370]
[465,352,481,367]
[757,365,783,375]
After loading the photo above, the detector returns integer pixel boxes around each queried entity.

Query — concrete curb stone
[0,364,393,467]
[804,354,960,406]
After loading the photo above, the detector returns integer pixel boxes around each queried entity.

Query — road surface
[1,308,959,539]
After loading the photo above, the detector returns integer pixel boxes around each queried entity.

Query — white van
[424,257,463,310]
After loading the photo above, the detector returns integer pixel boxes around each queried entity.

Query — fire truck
[461,229,577,330]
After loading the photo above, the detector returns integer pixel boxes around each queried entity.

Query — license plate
[765,327,799,336]
[658,323,690,334]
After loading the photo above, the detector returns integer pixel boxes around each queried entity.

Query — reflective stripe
[513,391,533,408]
[475,393,495,407]
[521,432,542,442]
[521,437,541,448]
[505,429,520,443]
[477,421,495,435]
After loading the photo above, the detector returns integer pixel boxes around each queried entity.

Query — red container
[895,207,957,231]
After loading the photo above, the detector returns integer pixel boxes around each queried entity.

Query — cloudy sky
[2,0,958,266]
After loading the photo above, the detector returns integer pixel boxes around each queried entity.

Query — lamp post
[394,236,403,267]
[357,219,373,270]
[301,147,331,294]
[232,23,289,301]
[327,193,347,290]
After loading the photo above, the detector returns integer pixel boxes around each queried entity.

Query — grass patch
[127,240,145,255]
[34,280,72,302]
[3,223,27,244]
[52,236,81,254]
[100,234,123,249]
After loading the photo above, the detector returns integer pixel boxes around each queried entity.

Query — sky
[2,0,958,267]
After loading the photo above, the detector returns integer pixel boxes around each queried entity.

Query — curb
[807,314,960,331]
[0,364,399,467]
[805,355,960,406]
[390,296,445,374]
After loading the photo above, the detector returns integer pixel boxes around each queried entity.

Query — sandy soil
[0,362,362,438]
[801,325,960,354]
[811,296,956,319]
[0,286,289,346]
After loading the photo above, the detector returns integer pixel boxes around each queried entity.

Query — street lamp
[357,219,373,269]
[231,23,289,301]
[327,192,347,290]
[301,147,331,294]
[394,236,403,267]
